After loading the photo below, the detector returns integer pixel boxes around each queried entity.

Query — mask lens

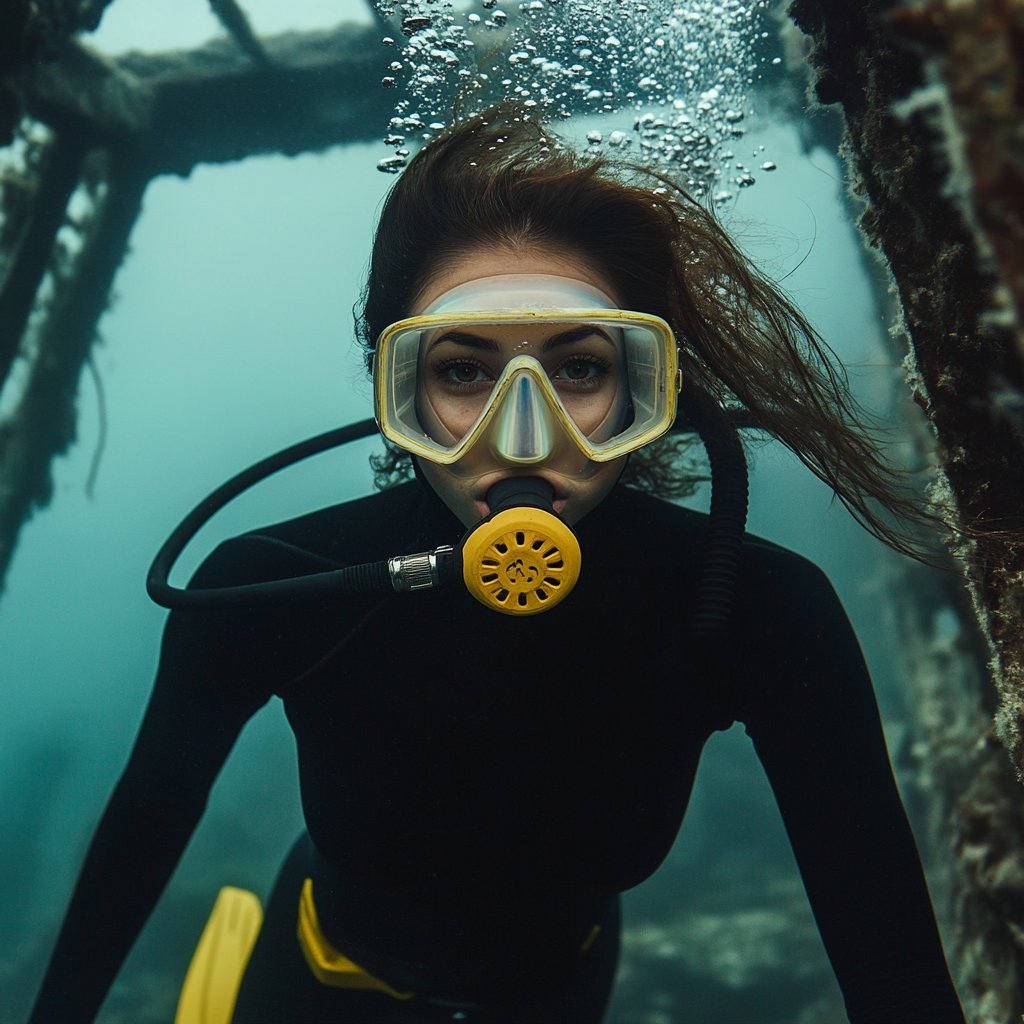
[376,312,676,463]
[416,320,627,448]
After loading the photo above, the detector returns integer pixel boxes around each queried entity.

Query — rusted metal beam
[0,131,85,389]
[0,151,147,589]
[0,18,399,591]
[25,23,396,177]
[788,0,1024,755]
[786,0,1024,1016]
[208,0,272,68]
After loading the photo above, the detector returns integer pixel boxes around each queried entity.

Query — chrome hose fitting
[388,545,454,592]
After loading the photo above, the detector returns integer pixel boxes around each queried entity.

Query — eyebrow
[428,330,501,353]
[542,325,617,351]
[427,324,616,353]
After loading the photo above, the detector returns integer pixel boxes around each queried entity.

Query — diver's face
[411,248,628,527]
[420,322,623,444]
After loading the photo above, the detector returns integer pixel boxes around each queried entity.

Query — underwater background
[0,1,957,1022]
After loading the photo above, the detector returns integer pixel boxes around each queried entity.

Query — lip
[472,470,570,518]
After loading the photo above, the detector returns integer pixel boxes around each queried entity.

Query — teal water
[0,3,935,1022]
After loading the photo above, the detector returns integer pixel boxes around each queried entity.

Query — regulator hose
[147,406,751,616]
[146,418,394,607]
[675,387,750,638]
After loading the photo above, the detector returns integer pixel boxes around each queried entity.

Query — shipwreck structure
[1,0,1022,1020]
[785,0,1024,1018]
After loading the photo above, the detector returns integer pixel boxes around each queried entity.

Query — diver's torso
[234,481,736,895]
[234,478,735,990]
[286,561,717,897]
[262,482,731,888]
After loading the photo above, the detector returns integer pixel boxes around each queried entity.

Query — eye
[552,355,610,388]
[447,363,488,384]
[432,358,494,388]
[557,359,600,381]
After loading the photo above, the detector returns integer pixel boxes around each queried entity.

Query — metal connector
[388,545,453,592]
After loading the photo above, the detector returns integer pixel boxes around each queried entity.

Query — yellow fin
[174,886,263,1024]
[296,878,414,999]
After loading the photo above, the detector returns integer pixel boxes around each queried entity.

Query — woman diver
[28,108,967,1023]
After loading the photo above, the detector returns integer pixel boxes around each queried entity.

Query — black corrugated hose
[674,387,750,638]
[147,419,392,608]
[149,401,750,616]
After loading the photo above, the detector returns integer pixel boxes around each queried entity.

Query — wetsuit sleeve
[27,542,279,1024]
[735,550,965,1024]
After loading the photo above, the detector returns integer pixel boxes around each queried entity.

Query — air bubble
[372,0,774,193]
[401,15,432,35]
[377,155,408,173]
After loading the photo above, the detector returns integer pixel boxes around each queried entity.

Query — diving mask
[372,275,681,481]
[150,280,747,622]
[371,275,681,615]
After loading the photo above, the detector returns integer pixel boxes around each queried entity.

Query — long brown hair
[357,105,950,559]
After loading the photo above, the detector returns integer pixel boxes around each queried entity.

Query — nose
[491,371,556,464]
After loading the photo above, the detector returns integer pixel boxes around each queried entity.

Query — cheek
[561,457,628,525]
[422,382,488,438]
[560,392,615,436]
[417,459,479,527]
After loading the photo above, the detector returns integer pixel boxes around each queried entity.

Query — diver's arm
[28,543,279,1024]
[27,681,259,1023]
[738,551,965,1024]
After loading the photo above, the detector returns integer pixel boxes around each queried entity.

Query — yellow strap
[296,878,414,1000]
[174,886,263,1024]
[580,924,601,953]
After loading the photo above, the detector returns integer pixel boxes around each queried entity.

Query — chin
[417,458,626,529]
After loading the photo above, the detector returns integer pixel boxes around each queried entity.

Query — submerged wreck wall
[2,0,1023,1020]
[786,0,1024,1019]
[0,7,394,592]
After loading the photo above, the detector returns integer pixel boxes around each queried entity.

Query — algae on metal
[786,0,1024,1018]
[0,5,396,593]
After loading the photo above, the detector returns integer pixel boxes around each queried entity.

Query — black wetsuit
[29,480,965,1023]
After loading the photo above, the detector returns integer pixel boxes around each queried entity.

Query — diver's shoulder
[737,531,839,620]
[191,482,423,588]
[611,485,711,536]
[249,481,424,561]
[739,531,831,582]
[617,485,832,586]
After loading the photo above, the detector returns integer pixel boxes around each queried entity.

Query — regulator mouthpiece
[460,477,581,616]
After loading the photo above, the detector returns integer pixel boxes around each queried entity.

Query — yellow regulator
[461,504,581,616]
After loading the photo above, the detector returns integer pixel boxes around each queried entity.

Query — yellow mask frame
[373,308,681,466]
